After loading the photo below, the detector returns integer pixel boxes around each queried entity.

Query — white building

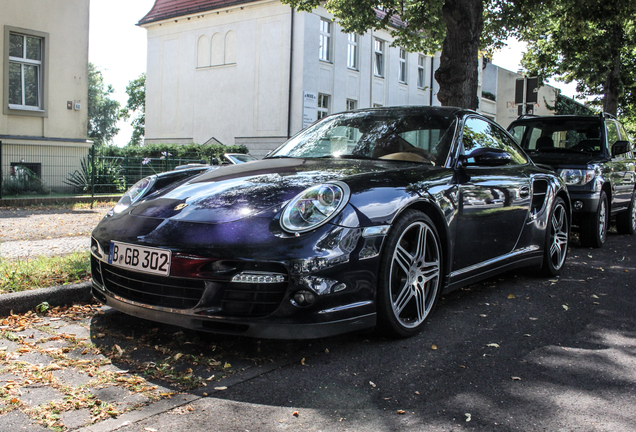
[139,0,448,157]
[1,0,91,194]
[138,0,557,157]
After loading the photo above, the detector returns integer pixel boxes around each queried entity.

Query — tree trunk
[434,0,483,110]
[603,23,623,116]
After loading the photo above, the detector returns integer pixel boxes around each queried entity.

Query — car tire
[377,210,442,338]
[541,196,569,276]
[580,191,608,248]
[616,190,636,235]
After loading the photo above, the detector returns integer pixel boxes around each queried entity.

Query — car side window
[462,117,528,165]
[606,120,620,148]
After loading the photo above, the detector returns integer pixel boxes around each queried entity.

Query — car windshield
[268,110,457,166]
[227,154,257,163]
[509,119,604,155]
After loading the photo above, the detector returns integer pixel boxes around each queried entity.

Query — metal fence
[0,141,208,199]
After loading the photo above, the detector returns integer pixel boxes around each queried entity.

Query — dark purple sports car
[90,107,570,339]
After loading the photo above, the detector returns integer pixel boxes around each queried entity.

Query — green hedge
[96,143,249,160]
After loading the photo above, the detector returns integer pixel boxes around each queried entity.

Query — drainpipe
[370,30,374,106]
[287,7,295,138]
[430,55,435,106]
[0,140,3,199]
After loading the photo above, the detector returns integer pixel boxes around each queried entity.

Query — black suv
[508,114,636,247]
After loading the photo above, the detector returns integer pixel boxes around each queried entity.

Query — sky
[89,0,156,146]
[88,1,576,146]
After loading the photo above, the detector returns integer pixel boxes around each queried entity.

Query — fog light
[573,200,584,211]
[292,290,316,307]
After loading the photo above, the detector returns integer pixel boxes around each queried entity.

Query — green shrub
[64,157,125,194]
[1,166,49,196]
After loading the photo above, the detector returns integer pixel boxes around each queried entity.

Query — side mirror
[612,140,630,157]
[461,148,512,167]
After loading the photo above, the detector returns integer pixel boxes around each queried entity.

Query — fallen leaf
[397,410,406,415]
[465,413,472,422]
[301,358,306,366]
[144,428,158,432]
[486,343,500,348]
[292,411,300,417]
[562,305,569,311]
[431,344,438,350]
[511,376,522,381]
[369,381,376,388]
[507,294,515,299]
[45,363,63,371]
[173,353,183,361]
[214,386,227,391]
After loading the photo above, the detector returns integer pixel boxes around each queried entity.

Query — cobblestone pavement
[0,303,318,431]
[0,205,110,260]
[1,237,91,260]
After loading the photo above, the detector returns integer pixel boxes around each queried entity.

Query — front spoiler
[91,284,376,339]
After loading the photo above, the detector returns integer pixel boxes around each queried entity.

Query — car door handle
[520,186,530,198]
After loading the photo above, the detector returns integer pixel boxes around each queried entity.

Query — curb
[0,281,92,316]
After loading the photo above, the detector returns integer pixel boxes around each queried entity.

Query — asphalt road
[91,230,636,432]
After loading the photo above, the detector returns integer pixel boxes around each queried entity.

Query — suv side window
[462,117,528,165]
[606,120,620,148]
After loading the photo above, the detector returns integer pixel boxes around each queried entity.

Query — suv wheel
[616,190,636,235]
[580,191,608,248]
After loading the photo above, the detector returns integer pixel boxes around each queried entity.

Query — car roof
[510,115,603,124]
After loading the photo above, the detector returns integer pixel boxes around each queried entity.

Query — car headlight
[113,176,157,214]
[281,182,350,233]
[559,169,595,186]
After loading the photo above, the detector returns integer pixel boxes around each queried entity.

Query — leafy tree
[517,0,636,117]
[544,90,595,116]
[87,63,121,146]
[120,73,146,146]
[282,0,521,110]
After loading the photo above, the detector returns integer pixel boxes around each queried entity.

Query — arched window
[211,33,224,66]
[197,35,210,68]
[224,31,237,64]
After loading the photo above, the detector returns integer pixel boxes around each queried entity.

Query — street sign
[515,76,539,115]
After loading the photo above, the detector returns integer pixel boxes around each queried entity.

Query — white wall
[142,1,445,156]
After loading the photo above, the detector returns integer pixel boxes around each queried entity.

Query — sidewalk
[0,236,91,260]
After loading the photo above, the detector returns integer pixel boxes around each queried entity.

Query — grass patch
[0,252,91,294]
[0,200,117,211]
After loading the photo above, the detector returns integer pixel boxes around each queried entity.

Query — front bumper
[91,282,376,339]
[567,190,600,225]
[90,213,386,339]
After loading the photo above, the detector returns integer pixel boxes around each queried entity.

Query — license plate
[108,241,171,276]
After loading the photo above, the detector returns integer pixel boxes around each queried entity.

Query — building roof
[138,0,257,25]
[138,0,406,28]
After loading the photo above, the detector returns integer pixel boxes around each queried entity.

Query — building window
[318,94,330,119]
[398,49,407,83]
[319,19,332,62]
[417,55,426,89]
[346,99,357,111]
[8,32,43,110]
[374,39,384,77]
[347,34,358,70]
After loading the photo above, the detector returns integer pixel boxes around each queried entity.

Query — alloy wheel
[388,221,441,329]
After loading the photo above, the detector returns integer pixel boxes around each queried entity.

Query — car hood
[129,158,408,224]
[527,151,605,169]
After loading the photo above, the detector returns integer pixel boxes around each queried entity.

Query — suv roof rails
[601,112,617,120]
[517,114,539,119]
